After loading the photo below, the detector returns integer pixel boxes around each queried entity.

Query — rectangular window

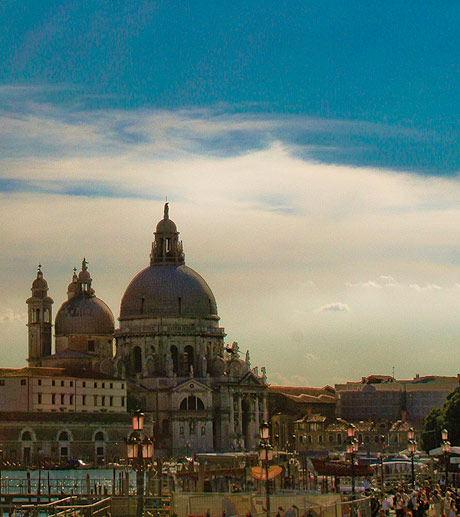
[0,380,4,386]
[82,395,86,406]
[121,384,124,389]
[52,380,55,386]
[52,394,56,404]
[102,396,106,406]
[82,382,86,388]
[38,394,42,404]
[61,394,65,404]
[21,379,26,386]
[102,382,105,388]
[110,383,113,389]
[61,380,64,387]
[94,382,97,388]
[38,379,42,386]
[70,394,74,405]
[94,395,97,406]
[96,446,104,456]
[60,447,68,457]
[88,340,95,352]
[70,381,73,387]
[121,396,125,406]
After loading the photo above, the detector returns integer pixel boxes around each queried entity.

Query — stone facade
[336,374,460,425]
[19,203,267,458]
[0,412,131,466]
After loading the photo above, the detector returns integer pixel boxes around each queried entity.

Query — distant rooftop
[268,385,335,404]
[0,367,119,380]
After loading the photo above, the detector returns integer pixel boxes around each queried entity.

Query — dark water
[0,467,136,494]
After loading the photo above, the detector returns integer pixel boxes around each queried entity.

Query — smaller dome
[78,270,91,283]
[32,275,48,290]
[55,296,114,336]
[156,217,177,234]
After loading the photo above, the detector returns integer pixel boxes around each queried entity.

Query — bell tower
[26,265,54,366]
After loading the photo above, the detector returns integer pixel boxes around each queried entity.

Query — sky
[2,1,460,386]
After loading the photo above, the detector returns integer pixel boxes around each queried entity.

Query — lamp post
[346,424,358,497]
[407,428,416,487]
[259,422,274,517]
[127,410,154,517]
[441,429,450,489]
[379,435,385,490]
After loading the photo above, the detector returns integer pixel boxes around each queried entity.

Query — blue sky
[2,2,460,385]
[2,1,460,173]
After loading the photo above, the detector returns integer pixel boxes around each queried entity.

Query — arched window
[184,345,194,374]
[180,395,205,410]
[59,432,69,441]
[94,431,104,441]
[133,347,142,374]
[171,346,178,374]
[22,431,32,441]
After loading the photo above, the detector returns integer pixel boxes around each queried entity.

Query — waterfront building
[113,204,267,455]
[335,374,460,426]
[17,203,266,458]
[268,385,336,451]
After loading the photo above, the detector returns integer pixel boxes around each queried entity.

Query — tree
[422,386,460,452]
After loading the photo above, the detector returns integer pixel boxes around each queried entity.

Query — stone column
[229,390,235,437]
[262,393,268,422]
[237,394,243,435]
[255,394,260,435]
[246,395,256,450]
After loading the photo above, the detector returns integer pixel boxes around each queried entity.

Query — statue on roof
[164,202,169,219]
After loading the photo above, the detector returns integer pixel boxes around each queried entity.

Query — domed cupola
[55,259,114,357]
[150,202,185,266]
[66,267,79,300]
[119,204,219,321]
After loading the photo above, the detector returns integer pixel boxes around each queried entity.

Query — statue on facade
[166,352,173,377]
[261,366,267,382]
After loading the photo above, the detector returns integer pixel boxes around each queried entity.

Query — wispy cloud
[0,86,455,177]
[316,303,350,313]
[409,283,442,292]
[0,310,26,323]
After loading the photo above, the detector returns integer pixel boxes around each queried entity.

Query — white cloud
[0,309,26,323]
[2,101,460,384]
[346,281,382,289]
[316,303,350,313]
[409,283,442,292]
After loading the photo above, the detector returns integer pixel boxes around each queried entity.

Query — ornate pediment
[238,371,265,387]
[172,379,212,393]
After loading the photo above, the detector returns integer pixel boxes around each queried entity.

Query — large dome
[120,264,218,320]
[55,296,115,336]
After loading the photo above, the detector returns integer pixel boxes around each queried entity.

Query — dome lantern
[150,203,185,266]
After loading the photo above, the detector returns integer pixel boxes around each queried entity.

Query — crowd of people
[369,480,460,517]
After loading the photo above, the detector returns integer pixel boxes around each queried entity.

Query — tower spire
[26,266,53,366]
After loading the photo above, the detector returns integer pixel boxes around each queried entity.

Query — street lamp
[259,422,274,517]
[346,425,358,497]
[441,430,450,489]
[379,435,385,490]
[126,411,154,517]
[407,440,416,487]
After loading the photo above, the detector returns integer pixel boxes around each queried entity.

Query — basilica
[25,204,268,457]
